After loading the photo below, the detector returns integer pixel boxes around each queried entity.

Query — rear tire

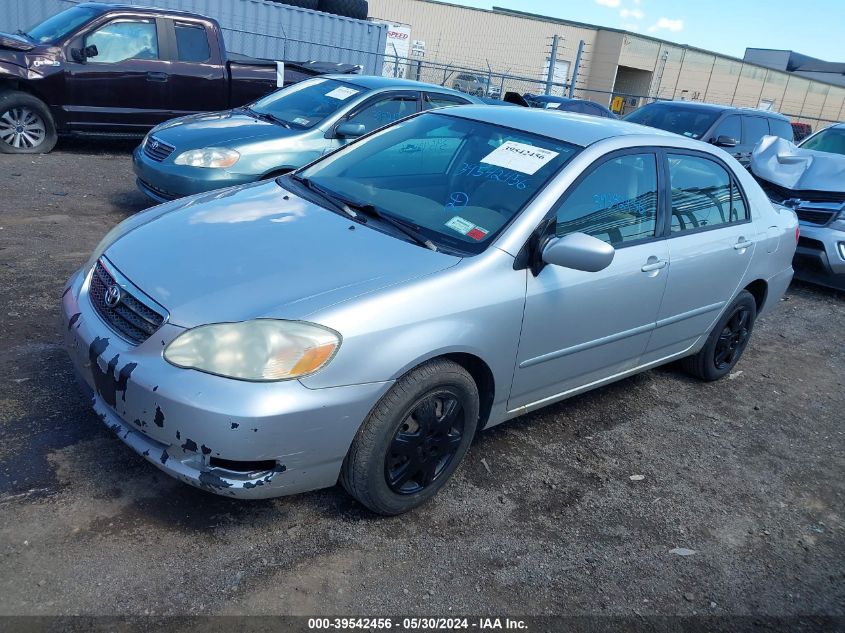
[341,359,479,515]
[0,91,57,154]
[682,290,756,381]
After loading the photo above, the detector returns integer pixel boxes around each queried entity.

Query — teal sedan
[132,75,477,202]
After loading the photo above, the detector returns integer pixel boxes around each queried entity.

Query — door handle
[641,259,668,272]
[146,71,169,82]
[733,239,754,250]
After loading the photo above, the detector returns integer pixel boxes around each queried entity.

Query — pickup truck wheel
[0,91,57,154]
[681,290,756,382]
[340,359,479,515]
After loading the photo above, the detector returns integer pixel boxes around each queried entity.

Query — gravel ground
[0,140,843,619]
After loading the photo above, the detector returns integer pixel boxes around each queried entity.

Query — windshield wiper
[291,176,438,251]
[15,30,31,40]
[292,175,358,219]
[245,107,291,129]
[343,200,438,252]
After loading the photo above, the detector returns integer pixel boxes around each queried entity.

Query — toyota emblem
[104,284,122,308]
[150,139,159,151]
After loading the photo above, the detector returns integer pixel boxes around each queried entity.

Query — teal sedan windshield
[800,127,845,155]
[298,112,579,254]
[250,78,368,130]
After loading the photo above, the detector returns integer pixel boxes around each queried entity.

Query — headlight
[174,147,240,168]
[164,320,340,381]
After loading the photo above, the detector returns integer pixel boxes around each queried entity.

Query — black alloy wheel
[385,389,465,495]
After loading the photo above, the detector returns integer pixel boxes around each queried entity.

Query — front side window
[250,78,368,129]
[743,117,770,146]
[668,154,747,232]
[799,126,845,155]
[713,115,741,143]
[86,19,158,63]
[174,22,210,62]
[347,95,418,133]
[298,112,579,254]
[624,104,721,140]
[554,153,659,245]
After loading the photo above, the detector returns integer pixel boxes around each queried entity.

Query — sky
[448,0,844,62]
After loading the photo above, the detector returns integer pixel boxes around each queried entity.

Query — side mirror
[714,135,738,148]
[335,122,366,138]
[71,44,98,62]
[541,232,615,272]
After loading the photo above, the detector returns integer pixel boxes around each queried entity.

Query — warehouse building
[367,0,845,126]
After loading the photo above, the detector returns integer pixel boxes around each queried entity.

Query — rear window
[174,22,210,62]
[624,103,721,140]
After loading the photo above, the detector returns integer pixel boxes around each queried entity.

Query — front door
[509,151,669,410]
[327,91,421,153]
[642,151,756,363]
[65,16,170,131]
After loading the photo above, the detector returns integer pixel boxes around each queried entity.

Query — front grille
[143,136,175,162]
[89,260,165,345]
[758,178,845,205]
[795,208,837,226]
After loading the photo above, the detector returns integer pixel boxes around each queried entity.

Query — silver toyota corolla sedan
[62,106,798,514]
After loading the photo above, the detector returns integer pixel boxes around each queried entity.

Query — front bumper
[62,265,392,499]
[794,222,845,291]
[132,146,258,202]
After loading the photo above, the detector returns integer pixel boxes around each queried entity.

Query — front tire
[341,359,479,515]
[682,290,757,381]
[0,91,57,154]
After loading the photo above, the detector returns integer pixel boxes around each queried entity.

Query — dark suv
[624,101,793,165]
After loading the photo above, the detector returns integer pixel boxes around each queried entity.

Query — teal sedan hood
[150,110,305,150]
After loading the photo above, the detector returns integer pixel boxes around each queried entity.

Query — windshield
[249,78,367,130]
[25,6,101,44]
[297,112,579,254]
[800,127,845,155]
[624,104,720,140]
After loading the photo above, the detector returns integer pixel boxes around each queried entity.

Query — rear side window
[423,93,470,110]
[768,118,794,142]
[713,115,741,143]
[743,117,770,146]
[668,154,748,233]
[554,153,659,245]
[175,22,210,62]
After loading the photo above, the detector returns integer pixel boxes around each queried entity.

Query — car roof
[641,100,790,120]
[440,105,678,147]
[329,74,469,96]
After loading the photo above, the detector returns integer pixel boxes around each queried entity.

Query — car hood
[104,181,460,327]
[751,135,845,193]
[0,32,35,52]
[151,110,306,149]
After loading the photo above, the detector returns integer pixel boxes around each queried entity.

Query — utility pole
[545,35,561,95]
[568,40,585,98]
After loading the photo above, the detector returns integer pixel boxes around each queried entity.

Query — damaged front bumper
[794,220,845,291]
[61,265,392,499]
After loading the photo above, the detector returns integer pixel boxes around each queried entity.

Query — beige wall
[367,0,844,124]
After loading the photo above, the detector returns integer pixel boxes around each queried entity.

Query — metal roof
[441,105,679,147]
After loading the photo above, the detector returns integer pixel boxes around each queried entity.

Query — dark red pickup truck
[0,2,357,153]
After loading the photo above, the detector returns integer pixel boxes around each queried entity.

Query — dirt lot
[0,140,843,620]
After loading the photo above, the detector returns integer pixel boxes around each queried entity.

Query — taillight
[795,226,800,242]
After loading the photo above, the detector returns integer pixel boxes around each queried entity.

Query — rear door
[641,150,755,363]
[64,15,170,131]
[160,18,227,117]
